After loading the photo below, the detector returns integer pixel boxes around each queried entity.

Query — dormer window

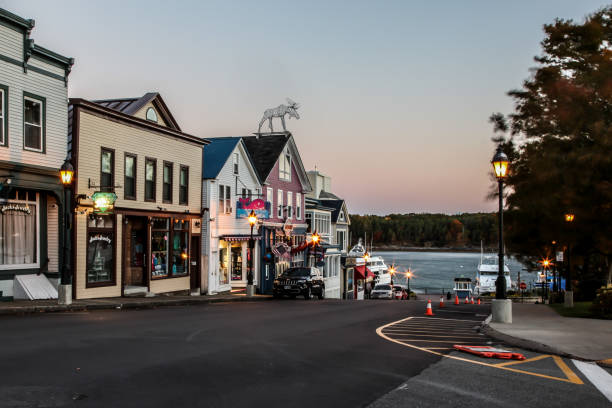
[339,211,345,222]
[279,147,291,181]
[146,107,158,123]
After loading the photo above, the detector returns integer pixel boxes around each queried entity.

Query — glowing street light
[405,269,412,298]
[246,210,258,296]
[58,158,75,305]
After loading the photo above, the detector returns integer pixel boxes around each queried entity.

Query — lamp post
[491,146,511,323]
[540,258,551,304]
[405,269,411,299]
[246,210,258,297]
[552,241,558,293]
[363,251,369,299]
[564,212,575,308]
[389,266,395,286]
[59,159,74,305]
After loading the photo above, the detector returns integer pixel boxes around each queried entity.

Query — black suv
[273,267,325,300]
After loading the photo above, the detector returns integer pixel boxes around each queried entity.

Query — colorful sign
[91,191,117,214]
[272,242,292,259]
[236,198,270,219]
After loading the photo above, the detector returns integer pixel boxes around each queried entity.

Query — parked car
[273,267,325,300]
[370,284,394,299]
[393,285,408,300]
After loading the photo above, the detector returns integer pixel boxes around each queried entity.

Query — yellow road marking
[386,333,485,339]
[376,317,584,385]
[552,356,583,385]
[391,339,488,343]
[495,355,550,367]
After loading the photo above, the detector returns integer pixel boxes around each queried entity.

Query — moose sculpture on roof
[258,98,300,133]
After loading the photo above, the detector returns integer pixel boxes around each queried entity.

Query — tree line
[349,213,498,249]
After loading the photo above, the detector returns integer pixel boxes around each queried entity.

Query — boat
[348,238,392,285]
[453,277,473,299]
[474,253,511,296]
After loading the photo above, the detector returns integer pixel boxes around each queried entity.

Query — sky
[2,0,607,215]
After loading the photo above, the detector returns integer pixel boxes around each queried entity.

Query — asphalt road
[0,299,609,407]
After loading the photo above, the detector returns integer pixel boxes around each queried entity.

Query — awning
[354,265,375,279]
[220,235,261,242]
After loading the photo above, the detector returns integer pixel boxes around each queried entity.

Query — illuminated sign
[91,192,117,214]
[236,198,270,219]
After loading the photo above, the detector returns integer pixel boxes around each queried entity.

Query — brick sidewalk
[0,292,273,315]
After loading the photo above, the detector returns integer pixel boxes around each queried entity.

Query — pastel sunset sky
[3,0,606,214]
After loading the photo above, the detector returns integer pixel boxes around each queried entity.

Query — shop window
[219,242,229,285]
[171,219,188,276]
[124,154,136,200]
[151,218,169,278]
[179,166,188,205]
[163,161,173,203]
[100,148,114,191]
[23,93,45,152]
[231,243,243,281]
[86,215,114,285]
[145,158,156,201]
[0,190,38,267]
[296,193,301,219]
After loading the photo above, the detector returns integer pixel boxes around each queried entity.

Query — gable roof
[319,199,344,222]
[241,133,290,182]
[92,92,181,131]
[203,137,241,179]
[319,191,341,200]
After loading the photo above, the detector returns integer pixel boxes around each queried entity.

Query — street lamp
[564,212,575,307]
[246,210,258,297]
[59,159,74,305]
[405,269,412,299]
[491,146,511,322]
[540,258,552,303]
[389,265,395,286]
[363,251,370,299]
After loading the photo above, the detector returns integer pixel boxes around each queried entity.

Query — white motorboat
[474,253,511,295]
[348,239,392,285]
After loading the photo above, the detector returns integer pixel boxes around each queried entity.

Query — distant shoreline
[371,246,491,253]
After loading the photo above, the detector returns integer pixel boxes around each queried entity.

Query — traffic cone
[439,296,445,308]
[464,296,469,304]
[470,297,475,304]
[426,299,434,316]
[477,298,481,305]
[455,295,459,305]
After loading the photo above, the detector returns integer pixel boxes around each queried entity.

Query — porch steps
[124,286,152,297]
[13,274,58,300]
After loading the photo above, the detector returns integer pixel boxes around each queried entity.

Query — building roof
[320,199,344,222]
[241,133,291,181]
[202,138,241,179]
[92,93,181,131]
[319,191,341,200]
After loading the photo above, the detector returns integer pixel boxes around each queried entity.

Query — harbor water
[374,251,534,294]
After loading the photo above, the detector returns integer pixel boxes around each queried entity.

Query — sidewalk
[485,302,612,363]
[0,292,272,316]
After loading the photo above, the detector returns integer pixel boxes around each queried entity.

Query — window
[337,230,346,250]
[279,148,291,181]
[0,189,38,268]
[163,161,173,203]
[231,243,243,281]
[145,158,156,201]
[124,154,136,200]
[277,189,283,218]
[86,215,114,285]
[179,166,188,205]
[146,107,158,123]
[241,188,252,199]
[23,93,45,152]
[339,211,345,222]
[287,192,293,218]
[151,218,169,278]
[100,148,114,191]
[218,185,225,214]
[225,185,231,213]
[233,152,239,175]
[267,187,273,211]
[171,219,189,276]
[0,85,7,146]
[296,193,302,219]
[314,212,331,235]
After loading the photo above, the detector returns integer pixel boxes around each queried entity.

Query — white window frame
[279,148,291,181]
[225,184,232,214]
[0,87,5,146]
[233,152,239,175]
[218,185,225,215]
[0,191,40,269]
[277,189,283,218]
[267,187,274,212]
[296,193,301,219]
[287,192,293,219]
[23,95,44,153]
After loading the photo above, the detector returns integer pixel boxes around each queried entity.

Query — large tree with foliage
[492,6,612,298]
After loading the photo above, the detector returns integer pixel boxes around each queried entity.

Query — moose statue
[258,98,300,133]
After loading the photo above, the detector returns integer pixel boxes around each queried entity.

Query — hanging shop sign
[0,204,32,214]
[236,198,270,219]
[91,192,117,214]
[272,242,292,259]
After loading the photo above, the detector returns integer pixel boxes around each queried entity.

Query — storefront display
[231,244,243,281]
[86,215,114,284]
[0,190,38,267]
[151,218,169,278]
[171,219,188,276]
[219,243,229,285]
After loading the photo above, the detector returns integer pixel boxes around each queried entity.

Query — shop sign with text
[236,198,270,219]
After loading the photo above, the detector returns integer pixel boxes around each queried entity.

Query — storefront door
[190,235,200,291]
[125,216,146,287]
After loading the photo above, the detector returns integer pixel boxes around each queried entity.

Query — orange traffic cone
[464,296,469,304]
[439,296,445,308]
[455,295,459,305]
[426,299,434,316]
[470,297,475,304]
[477,298,481,305]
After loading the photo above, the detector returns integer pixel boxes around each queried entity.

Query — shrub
[590,285,612,317]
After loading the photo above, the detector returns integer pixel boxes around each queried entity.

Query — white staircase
[13,274,58,300]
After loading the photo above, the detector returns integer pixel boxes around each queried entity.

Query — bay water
[373,251,534,293]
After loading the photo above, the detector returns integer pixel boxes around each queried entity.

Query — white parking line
[573,360,612,402]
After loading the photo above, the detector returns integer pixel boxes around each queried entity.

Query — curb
[0,295,273,316]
